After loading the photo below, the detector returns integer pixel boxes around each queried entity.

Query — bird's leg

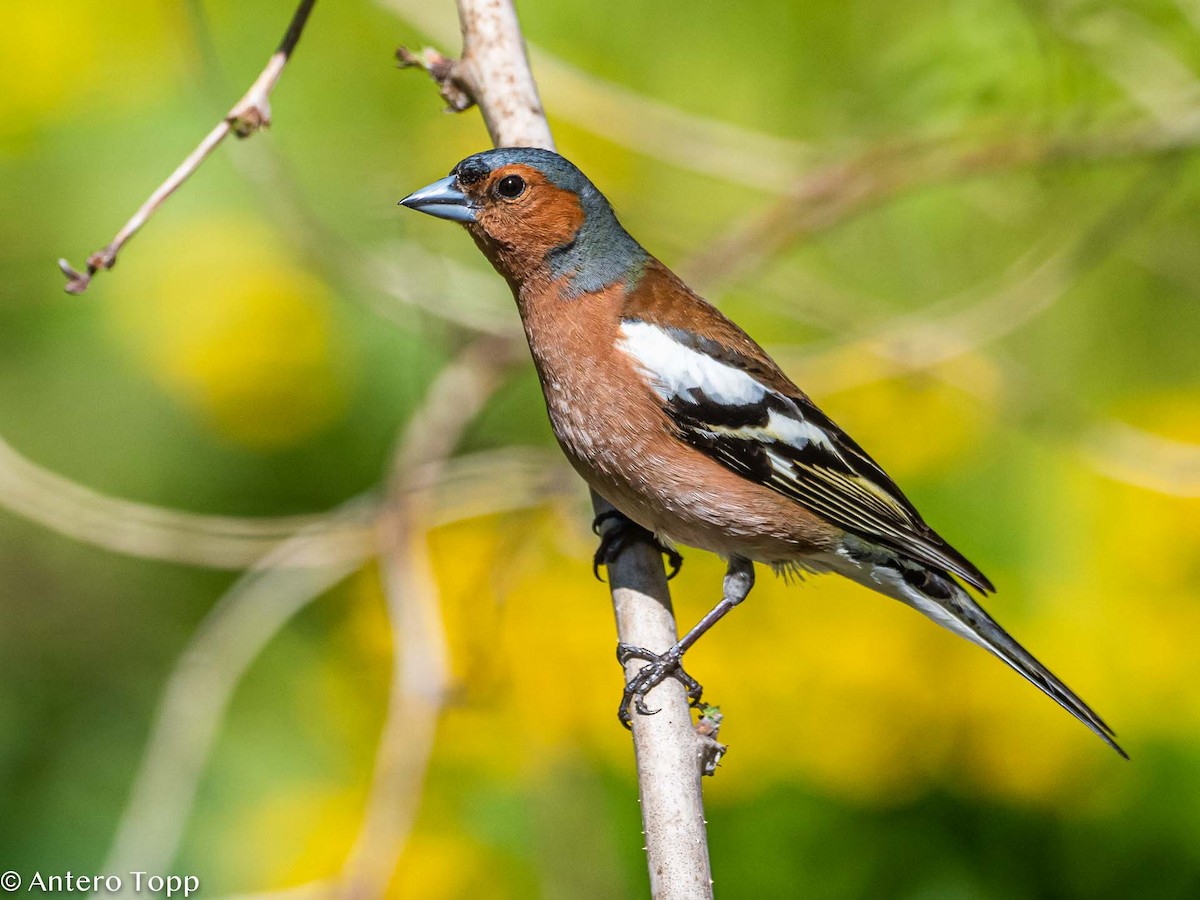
[592,509,683,581]
[617,557,754,728]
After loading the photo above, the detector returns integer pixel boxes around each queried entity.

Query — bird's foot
[592,510,683,581]
[616,642,703,729]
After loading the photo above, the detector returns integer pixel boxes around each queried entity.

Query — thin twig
[774,159,1179,394]
[0,432,573,569]
[1082,422,1200,497]
[364,241,523,338]
[681,118,1200,293]
[102,346,521,882]
[0,433,374,567]
[57,0,318,294]
[1053,3,1200,129]
[95,448,568,883]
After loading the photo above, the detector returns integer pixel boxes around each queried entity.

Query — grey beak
[398,175,476,223]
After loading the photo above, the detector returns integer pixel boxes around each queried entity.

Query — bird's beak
[398,175,477,223]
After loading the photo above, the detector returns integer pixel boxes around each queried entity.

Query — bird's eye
[495,174,526,199]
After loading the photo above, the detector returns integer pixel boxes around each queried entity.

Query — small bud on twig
[396,46,476,113]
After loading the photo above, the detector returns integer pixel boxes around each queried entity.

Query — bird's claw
[592,511,683,581]
[616,642,704,728]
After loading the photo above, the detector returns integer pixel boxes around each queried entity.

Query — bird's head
[400,147,647,296]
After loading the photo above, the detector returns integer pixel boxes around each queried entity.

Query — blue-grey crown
[452,147,590,192]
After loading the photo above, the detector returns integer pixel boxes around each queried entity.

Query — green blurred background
[2,0,1199,897]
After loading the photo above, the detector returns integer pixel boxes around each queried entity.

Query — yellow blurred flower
[421,495,1150,811]
[107,216,348,448]
[222,783,361,888]
[390,833,517,900]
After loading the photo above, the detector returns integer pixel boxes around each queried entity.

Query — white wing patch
[617,320,839,455]
[616,320,765,407]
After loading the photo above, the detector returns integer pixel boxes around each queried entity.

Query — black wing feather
[664,378,994,593]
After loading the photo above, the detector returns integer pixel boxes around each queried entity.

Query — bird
[399,147,1126,758]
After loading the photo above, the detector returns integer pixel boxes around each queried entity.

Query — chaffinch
[401,147,1125,758]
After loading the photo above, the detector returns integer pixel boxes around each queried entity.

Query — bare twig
[95,446,568,883]
[364,241,522,338]
[57,0,318,294]
[424,446,577,524]
[396,45,475,112]
[1082,422,1200,497]
[1052,3,1200,130]
[773,159,1178,395]
[0,432,574,569]
[397,2,717,896]
[0,433,374,567]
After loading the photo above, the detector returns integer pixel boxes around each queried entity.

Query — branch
[0,432,374,568]
[0,431,572,569]
[399,2,718,896]
[364,240,523,338]
[772,157,1178,395]
[57,0,318,294]
[682,118,1200,293]
[443,0,554,149]
[386,0,815,190]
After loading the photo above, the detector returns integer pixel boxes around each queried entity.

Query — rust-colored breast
[514,270,841,563]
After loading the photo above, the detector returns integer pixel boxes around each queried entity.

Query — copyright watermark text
[1,872,199,897]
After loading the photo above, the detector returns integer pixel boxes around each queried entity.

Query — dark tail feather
[847,553,1128,759]
[961,595,1128,759]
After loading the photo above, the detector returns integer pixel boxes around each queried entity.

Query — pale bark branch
[385,0,815,190]
[57,0,318,294]
[0,431,573,569]
[396,2,718,896]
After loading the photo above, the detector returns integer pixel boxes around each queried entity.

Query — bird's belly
[543,385,837,564]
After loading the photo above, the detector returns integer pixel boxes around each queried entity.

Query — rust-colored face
[401,148,645,294]
[457,163,585,279]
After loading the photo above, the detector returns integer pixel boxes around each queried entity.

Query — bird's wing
[616,317,994,592]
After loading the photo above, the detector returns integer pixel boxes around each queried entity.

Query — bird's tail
[832,547,1128,759]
